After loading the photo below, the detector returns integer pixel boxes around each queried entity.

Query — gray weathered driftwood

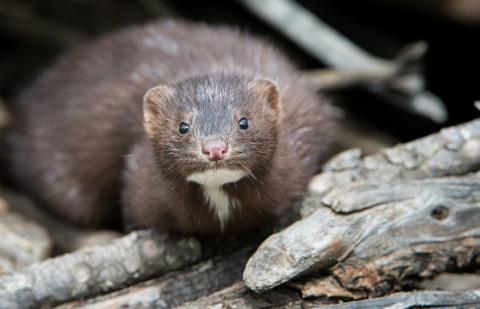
[239,0,447,122]
[0,230,201,309]
[244,118,480,296]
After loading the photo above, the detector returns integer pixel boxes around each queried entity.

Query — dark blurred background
[1,0,479,141]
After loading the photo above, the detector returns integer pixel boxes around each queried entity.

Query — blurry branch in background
[239,0,448,123]
[0,6,86,48]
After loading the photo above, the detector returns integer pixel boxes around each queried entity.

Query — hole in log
[431,206,449,220]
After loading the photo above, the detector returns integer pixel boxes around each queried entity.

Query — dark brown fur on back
[8,21,332,234]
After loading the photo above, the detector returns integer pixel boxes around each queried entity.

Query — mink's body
[8,21,331,234]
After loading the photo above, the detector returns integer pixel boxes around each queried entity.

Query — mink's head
[143,73,281,182]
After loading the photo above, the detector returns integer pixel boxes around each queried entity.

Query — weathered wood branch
[244,118,480,297]
[56,248,252,309]
[306,117,480,216]
[0,230,201,309]
[239,0,447,122]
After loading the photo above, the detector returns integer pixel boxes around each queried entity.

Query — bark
[0,230,201,309]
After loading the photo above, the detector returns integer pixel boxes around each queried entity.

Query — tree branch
[239,0,447,122]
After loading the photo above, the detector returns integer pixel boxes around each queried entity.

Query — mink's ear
[143,85,174,137]
[247,78,281,112]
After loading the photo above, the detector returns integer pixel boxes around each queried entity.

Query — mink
[8,21,332,234]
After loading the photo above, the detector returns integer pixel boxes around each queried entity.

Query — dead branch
[0,230,201,309]
[244,118,480,296]
[56,248,252,309]
[239,0,447,122]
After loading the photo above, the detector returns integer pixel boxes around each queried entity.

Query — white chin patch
[187,169,247,228]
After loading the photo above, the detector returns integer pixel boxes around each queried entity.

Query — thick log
[244,118,480,296]
[0,230,201,309]
[56,248,252,309]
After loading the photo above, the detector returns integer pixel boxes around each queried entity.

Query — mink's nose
[202,140,228,161]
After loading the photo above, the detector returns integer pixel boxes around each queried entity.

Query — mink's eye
[179,122,189,134]
[238,117,248,130]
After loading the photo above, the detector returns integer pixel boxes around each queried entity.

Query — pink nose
[202,140,228,161]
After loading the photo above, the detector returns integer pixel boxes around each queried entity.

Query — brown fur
[8,21,332,234]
